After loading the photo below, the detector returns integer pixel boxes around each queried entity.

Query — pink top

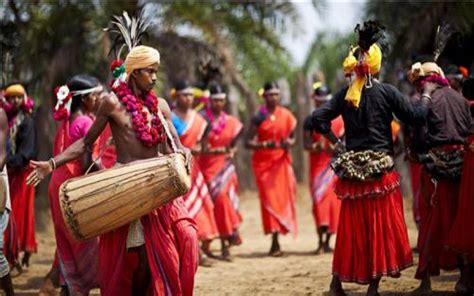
[69,115,94,142]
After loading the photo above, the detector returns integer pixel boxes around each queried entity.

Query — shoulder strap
[157,108,178,153]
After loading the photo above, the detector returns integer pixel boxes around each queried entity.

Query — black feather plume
[354,20,386,52]
[433,23,454,62]
[104,11,150,58]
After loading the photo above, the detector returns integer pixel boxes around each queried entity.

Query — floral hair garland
[53,85,73,121]
[110,59,166,147]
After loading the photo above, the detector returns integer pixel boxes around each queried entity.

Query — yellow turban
[4,84,26,97]
[124,45,160,81]
[342,44,382,108]
[407,62,445,83]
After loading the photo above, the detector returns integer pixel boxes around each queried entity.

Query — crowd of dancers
[0,16,473,296]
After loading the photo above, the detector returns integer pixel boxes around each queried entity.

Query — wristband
[49,158,57,171]
[421,93,432,101]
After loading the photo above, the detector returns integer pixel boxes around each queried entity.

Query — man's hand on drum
[181,147,193,171]
[26,160,53,187]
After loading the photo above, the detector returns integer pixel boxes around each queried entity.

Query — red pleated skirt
[332,171,413,284]
[446,136,474,262]
[415,169,460,279]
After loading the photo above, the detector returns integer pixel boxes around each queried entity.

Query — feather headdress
[104,11,150,59]
[433,23,454,62]
[354,20,388,54]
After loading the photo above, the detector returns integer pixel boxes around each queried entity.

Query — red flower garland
[111,79,166,147]
[205,108,226,135]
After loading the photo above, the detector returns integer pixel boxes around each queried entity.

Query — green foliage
[156,1,299,91]
[302,31,355,90]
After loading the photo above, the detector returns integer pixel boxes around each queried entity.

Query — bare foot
[10,262,23,278]
[222,247,233,262]
[22,251,31,268]
[323,244,334,254]
[314,244,324,255]
[329,276,346,296]
[39,269,60,296]
[366,280,380,296]
[199,254,214,267]
[410,277,432,295]
[39,280,58,296]
[269,233,283,257]
[204,250,220,260]
[269,249,283,257]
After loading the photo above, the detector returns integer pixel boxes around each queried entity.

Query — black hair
[174,80,192,91]
[314,84,330,96]
[67,74,100,114]
[263,81,279,92]
[209,82,225,95]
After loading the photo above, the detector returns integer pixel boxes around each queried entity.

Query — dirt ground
[11,185,457,296]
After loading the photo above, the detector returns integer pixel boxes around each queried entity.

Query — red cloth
[7,167,36,253]
[99,198,198,296]
[4,214,19,266]
[178,111,219,241]
[410,162,423,226]
[308,116,343,234]
[252,106,297,235]
[48,119,99,294]
[415,168,460,279]
[197,114,243,238]
[332,172,413,284]
[97,124,117,169]
[447,135,474,262]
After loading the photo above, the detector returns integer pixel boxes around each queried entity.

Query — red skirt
[415,169,460,279]
[410,162,423,226]
[7,167,37,253]
[446,137,474,262]
[332,172,413,284]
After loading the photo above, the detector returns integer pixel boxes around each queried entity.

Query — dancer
[198,83,243,261]
[47,75,104,295]
[171,80,219,266]
[246,81,297,257]
[408,61,472,294]
[446,77,474,293]
[0,108,14,295]
[303,83,343,254]
[310,21,432,296]
[3,83,37,269]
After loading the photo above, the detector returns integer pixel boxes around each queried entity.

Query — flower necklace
[110,60,166,147]
[205,108,226,135]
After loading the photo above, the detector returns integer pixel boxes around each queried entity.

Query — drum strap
[157,108,179,153]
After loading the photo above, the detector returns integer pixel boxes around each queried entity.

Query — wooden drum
[59,153,190,240]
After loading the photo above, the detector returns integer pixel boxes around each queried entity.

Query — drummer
[27,46,199,295]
